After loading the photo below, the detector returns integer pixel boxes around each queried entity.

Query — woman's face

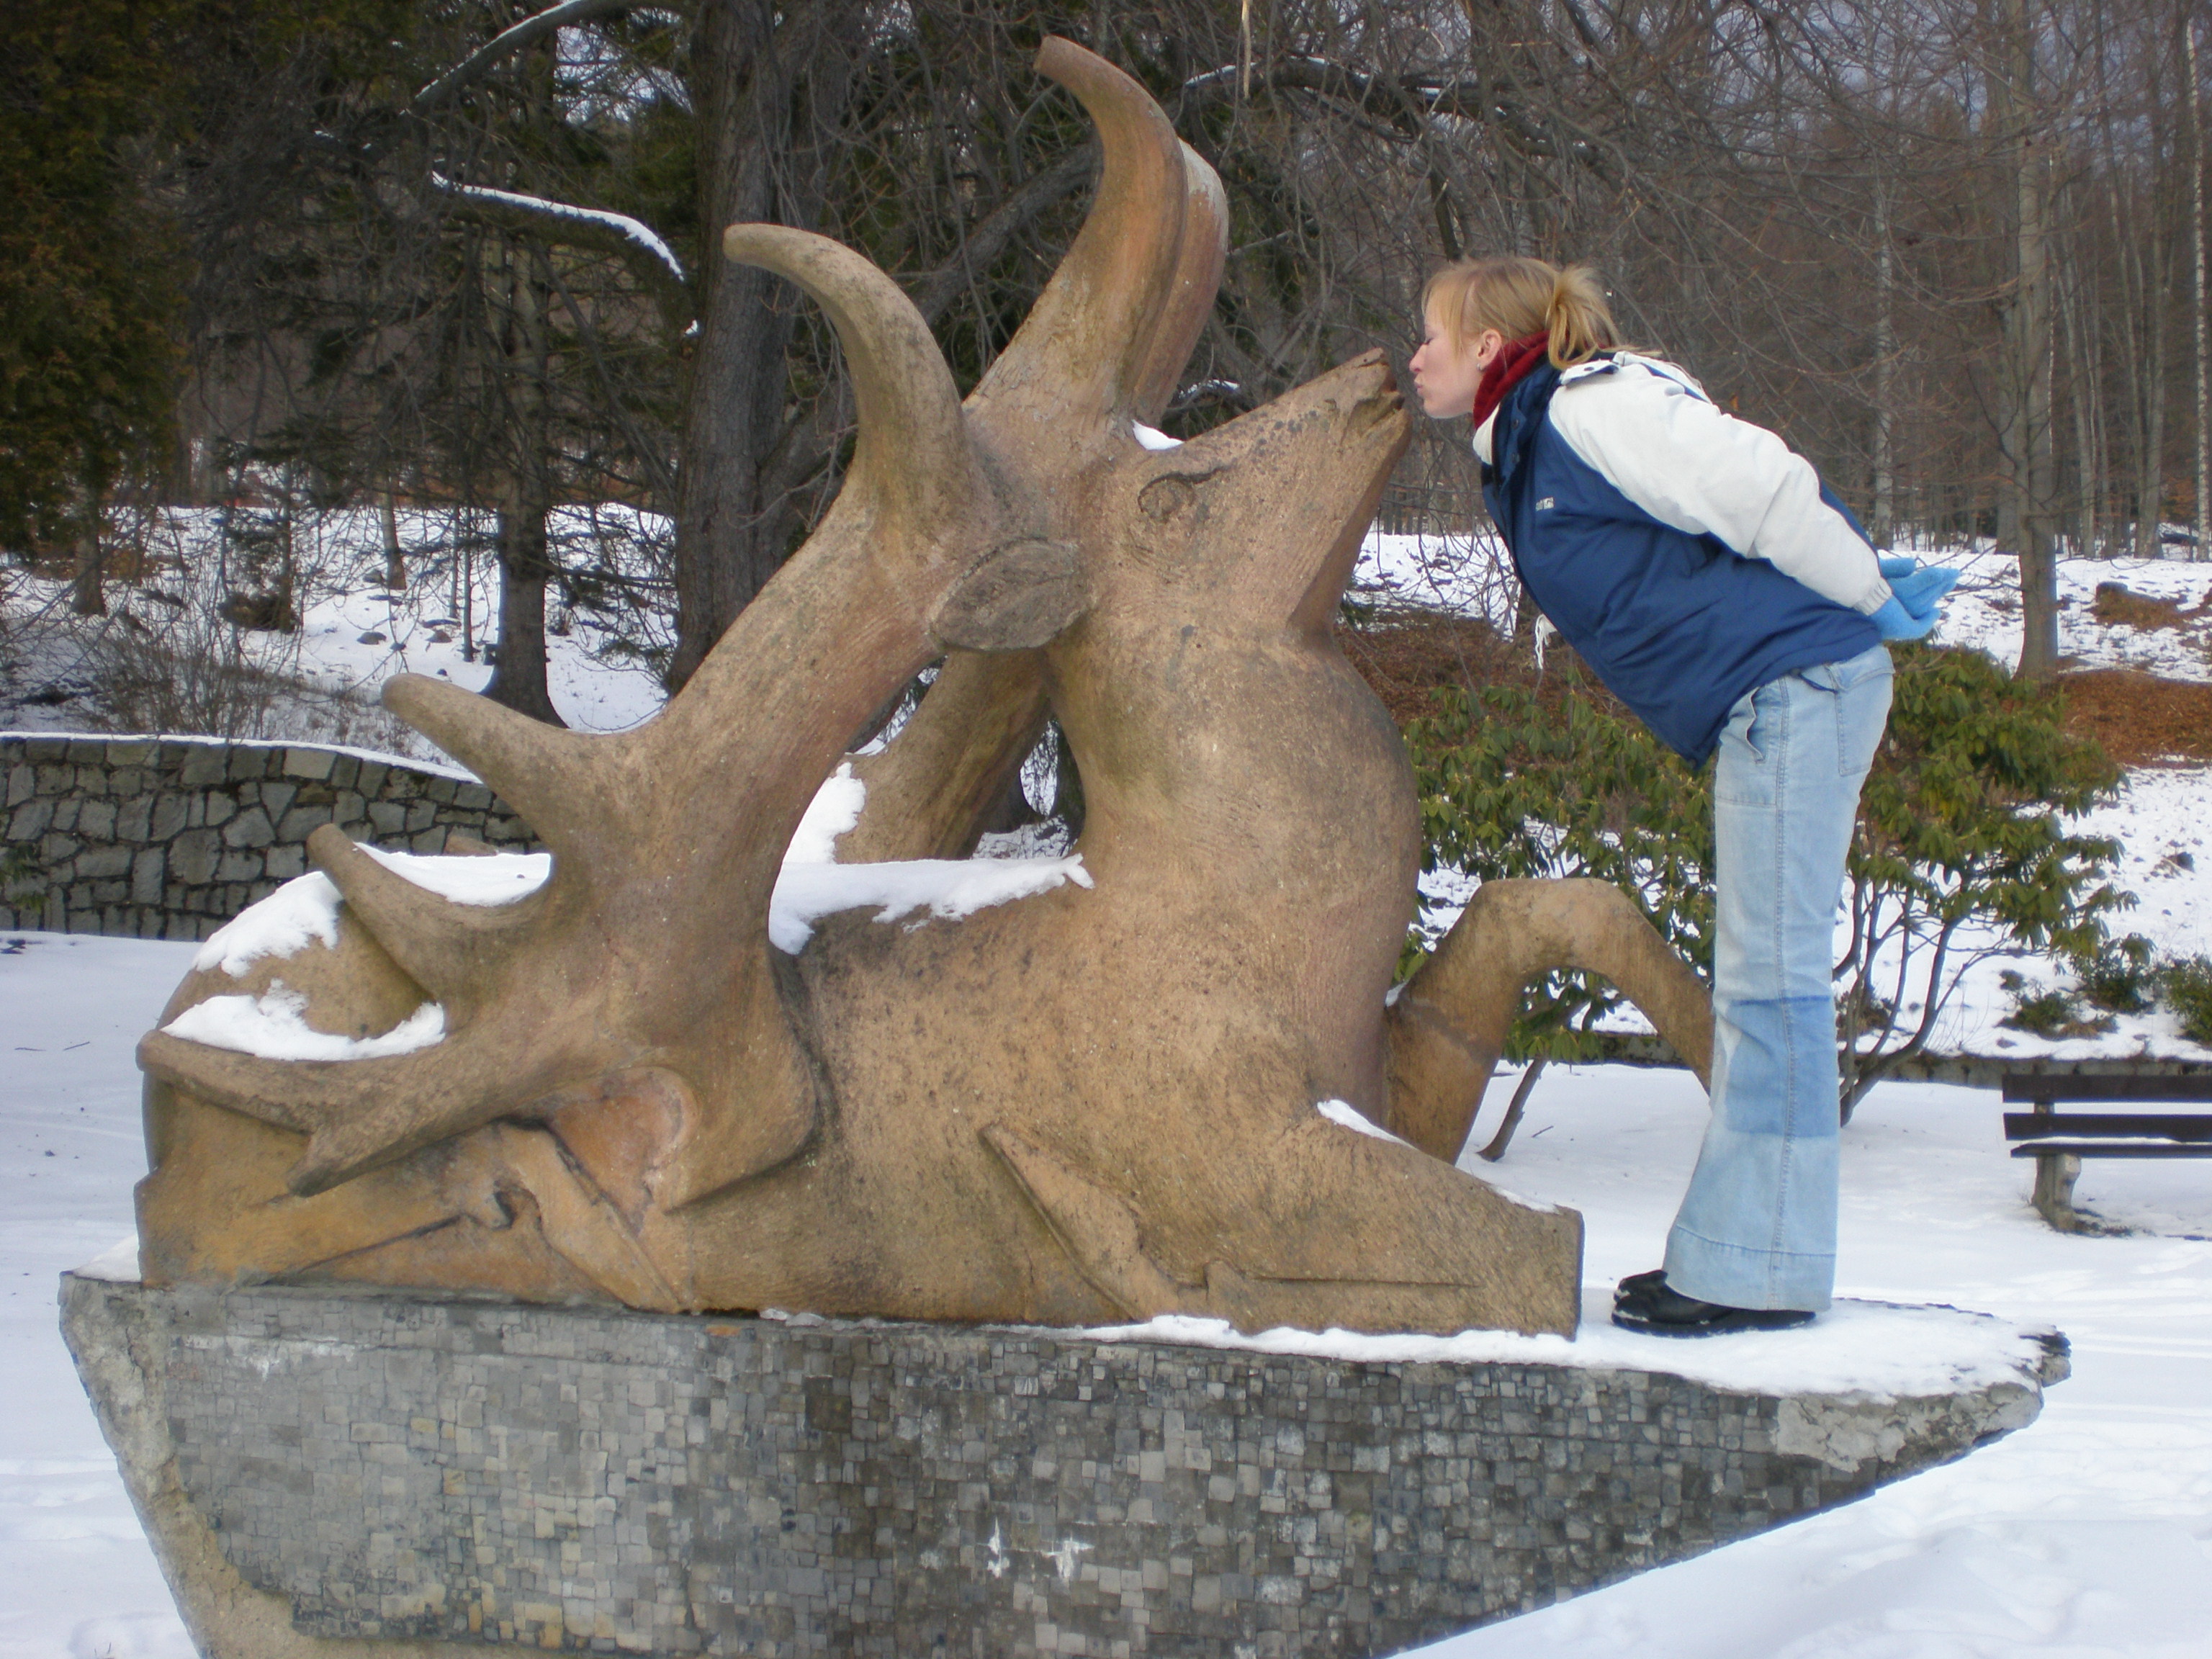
[1408,304,1505,420]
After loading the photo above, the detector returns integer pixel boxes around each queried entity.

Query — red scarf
[1469,333,1552,431]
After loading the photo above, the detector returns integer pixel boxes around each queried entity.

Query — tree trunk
[1999,0,2061,676]
[669,0,860,690]
[380,488,407,589]
[2136,200,2167,557]
[484,489,565,727]
[70,480,107,616]
[2190,18,2209,561]
[482,243,566,728]
[1871,181,1897,550]
[2062,256,2098,559]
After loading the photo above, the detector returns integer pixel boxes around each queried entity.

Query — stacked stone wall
[1,733,536,940]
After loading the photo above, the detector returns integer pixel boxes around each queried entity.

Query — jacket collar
[1467,333,1551,434]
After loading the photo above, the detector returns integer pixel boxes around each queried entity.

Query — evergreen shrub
[1403,640,2128,1118]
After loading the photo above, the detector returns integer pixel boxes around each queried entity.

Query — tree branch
[431,174,694,332]
[414,0,639,114]
[906,141,1099,327]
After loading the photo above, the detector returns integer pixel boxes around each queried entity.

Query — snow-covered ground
[4,932,2208,1657]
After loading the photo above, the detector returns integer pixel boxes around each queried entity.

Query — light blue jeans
[1663,643,1894,1312]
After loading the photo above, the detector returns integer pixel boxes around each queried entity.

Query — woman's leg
[1663,644,1892,1311]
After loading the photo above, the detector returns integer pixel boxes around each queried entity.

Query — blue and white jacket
[1477,352,1889,765]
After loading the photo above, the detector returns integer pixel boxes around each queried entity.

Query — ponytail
[1540,264,1615,369]
[1422,256,1621,369]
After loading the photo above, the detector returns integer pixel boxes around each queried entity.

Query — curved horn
[970,37,1190,434]
[721,224,975,536]
[1133,143,1228,425]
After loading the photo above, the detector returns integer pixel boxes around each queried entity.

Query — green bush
[1405,669,1712,1064]
[2161,956,2212,1046]
[1840,644,2126,1111]
[1997,972,2116,1039]
[2077,934,2158,1014]
[1403,640,2128,1112]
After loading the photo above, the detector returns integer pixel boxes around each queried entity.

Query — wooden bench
[2002,1072,2212,1231]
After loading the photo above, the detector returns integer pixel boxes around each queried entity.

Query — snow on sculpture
[132,40,1713,1339]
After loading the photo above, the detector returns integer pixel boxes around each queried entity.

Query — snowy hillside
[0,504,671,749]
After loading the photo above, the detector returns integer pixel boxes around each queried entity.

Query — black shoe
[1610,1272,1816,1337]
[1613,1268,1668,1307]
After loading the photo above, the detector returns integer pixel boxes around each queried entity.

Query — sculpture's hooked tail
[1383,878,1717,1163]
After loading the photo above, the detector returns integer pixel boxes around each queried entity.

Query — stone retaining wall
[62,1277,2062,1659]
[1,732,536,940]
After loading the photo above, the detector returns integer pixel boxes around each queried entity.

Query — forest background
[3,0,2211,725]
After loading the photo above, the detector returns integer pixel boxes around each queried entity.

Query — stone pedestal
[62,1276,2064,1659]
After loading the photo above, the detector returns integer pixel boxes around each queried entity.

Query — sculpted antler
[141,230,1022,1205]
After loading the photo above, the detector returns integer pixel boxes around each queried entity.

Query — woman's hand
[1870,557,1961,639]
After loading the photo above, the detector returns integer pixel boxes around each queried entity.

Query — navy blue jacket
[1481,361,1879,765]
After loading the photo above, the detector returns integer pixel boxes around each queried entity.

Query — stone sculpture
[132,40,1713,1339]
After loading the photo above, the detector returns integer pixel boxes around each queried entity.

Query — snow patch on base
[160,984,446,1061]
[73,1235,140,1284]
[1084,1291,2057,1401]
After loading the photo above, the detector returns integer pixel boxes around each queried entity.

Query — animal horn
[1133,142,1229,424]
[970,37,1190,436]
[721,225,975,542]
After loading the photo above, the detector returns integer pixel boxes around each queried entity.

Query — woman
[1408,256,1956,1336]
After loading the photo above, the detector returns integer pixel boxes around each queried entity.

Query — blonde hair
[1421,256,1618,369]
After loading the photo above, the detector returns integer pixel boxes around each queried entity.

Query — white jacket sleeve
[1547,357,1893,616]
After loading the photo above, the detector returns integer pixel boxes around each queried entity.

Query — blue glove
[1871,595,1936,639]
[1889,564,1961,613]
[1869,565,1960,640]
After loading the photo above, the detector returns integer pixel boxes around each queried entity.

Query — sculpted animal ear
[928,538,1091,652]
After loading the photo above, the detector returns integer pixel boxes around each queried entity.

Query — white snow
[5,936,2212,1657]
[763,763,1092,950]
[1936,551,2212,685]
[71,1237,140,1284]
[361,845,551,905]
[159,983,446,1061]
[1133,422,1182,451]
[766,854,1092,953]
[190,872,341,977]
[1,502,675,749]
[783,762,867,865]
[187,851,549,982]
[166,762,1084,998]
[1084,1295,2054,1402]
[429,173,688,288]
[1315,1096,1406,1143]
